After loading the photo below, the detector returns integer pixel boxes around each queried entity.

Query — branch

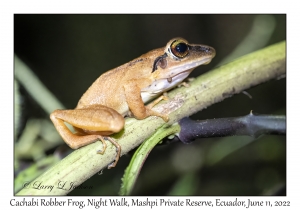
[16,41,286,195]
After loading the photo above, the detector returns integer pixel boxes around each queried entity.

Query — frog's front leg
[50,104,124,168]
[124,82,169,122]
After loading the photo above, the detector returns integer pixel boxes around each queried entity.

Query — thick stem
[178,112,286,144]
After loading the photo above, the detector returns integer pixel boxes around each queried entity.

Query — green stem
[119,124,180,195]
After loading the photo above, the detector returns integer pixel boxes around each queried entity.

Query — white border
[1,0,299,209]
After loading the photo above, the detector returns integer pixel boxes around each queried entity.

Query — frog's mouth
[141,57,213,102]
[140,70,191,103]
[163,56,213,83]
[164,57,212,78]
[141,69,193,98]
[165,68,195,84]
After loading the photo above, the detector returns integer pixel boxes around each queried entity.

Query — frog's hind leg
[74,132,121,169]
[50,105,125,169]
[100,137,121,169]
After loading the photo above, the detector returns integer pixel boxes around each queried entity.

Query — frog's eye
[170,40,189,58]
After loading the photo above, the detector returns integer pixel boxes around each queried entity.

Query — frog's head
[141,38,215,100]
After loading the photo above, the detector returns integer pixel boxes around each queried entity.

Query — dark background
[14,15,286,195]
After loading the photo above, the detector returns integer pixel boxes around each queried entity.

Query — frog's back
[76,48,163,114]
[76,65,128,113]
